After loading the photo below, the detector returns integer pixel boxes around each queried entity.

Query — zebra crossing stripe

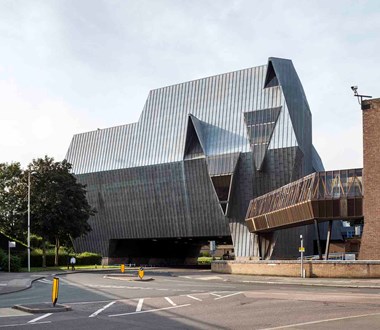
[136,299,144,312]
[164,297,176,306]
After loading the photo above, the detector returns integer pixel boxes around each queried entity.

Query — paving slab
[0,307,31,317]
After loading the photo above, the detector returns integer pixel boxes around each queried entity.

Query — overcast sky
[0,0,379,170]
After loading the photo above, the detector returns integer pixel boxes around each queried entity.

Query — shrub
[28,252,67,267]
[76,252,102,265]
[198,256,213,264]
[22,250,102,267]
[0,249,6,271]
[0,251,22,272]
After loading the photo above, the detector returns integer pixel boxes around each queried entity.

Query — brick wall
[212,260,380,278]
[360,98,380,260]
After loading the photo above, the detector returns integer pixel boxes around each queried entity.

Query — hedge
[22,251,102,267]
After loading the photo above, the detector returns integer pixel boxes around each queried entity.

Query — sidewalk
[0,269,113,295]
[0,272,47,295]
[221,273,380,288]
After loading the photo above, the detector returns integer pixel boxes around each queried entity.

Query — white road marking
[186,295,202,301]
[260,311,380,330]
[37,279,52,284]
[136,298,144,312]
[197,276,223,281]
[0,283,7,286]
[28,313,52,323]
[69,300,115,305]
[164,297,177,306]
[109,304,191,317]
[210,292,222,298]
[0,321,50,328]
[89,301,116,318]
[179,275,223,281]
[214,292,243,300]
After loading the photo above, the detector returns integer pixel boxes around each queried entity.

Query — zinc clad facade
[66,57,322,260]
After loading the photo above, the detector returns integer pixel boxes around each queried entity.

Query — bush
[0,250,22,272]
[0,249,6,271]
[76,252,102,265]
[23,250,102,267]
[27,251,69,267]
[199,251,211,257]
[198,256,213,264]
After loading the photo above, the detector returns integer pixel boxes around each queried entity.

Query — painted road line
[210,292,222,298]
[260,311,380,330]
[89,301,116,318]
[214,292,243,300]
[136,298,144,312]
[109,304,191,317]
[197,276,223,281]
[37,279,52,284]
[69,300,115,305]
[186,295,202,301]
[164,297,177,306]
[28,313,52,323]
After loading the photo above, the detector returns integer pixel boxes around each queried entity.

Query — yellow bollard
[138,267,144,280]
[121,264,125,273]
[52,277,59,307]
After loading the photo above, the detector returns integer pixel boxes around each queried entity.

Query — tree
[0,162,26,240]
[28,156,96,266]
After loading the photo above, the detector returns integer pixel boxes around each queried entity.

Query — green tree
[28,156,96,266]
[0,162,26,240]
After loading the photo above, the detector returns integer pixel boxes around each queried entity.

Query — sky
[0,0,379,170]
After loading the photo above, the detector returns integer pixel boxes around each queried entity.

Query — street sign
[210,241,216,251]
[8,241,16,272]
[299,247,305,252]
[52,277,59,307]
[138,267,144,280]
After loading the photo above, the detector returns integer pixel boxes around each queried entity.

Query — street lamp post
[27,171,31,272]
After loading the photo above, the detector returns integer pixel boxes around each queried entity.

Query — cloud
[0,77,99,166]
[0,0,379,170]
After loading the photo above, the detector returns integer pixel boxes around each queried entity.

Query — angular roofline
[148,57,292,93]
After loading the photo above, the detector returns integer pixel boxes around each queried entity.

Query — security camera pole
[351,85,372,106]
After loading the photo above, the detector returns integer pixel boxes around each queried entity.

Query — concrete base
[13,303,72,313]
[212,260,380,278]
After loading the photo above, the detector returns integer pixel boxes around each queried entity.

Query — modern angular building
[66,57,324,264]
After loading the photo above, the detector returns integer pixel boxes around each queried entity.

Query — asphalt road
[1,269,380,329]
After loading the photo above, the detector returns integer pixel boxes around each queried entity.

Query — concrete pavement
[0,272,46,295]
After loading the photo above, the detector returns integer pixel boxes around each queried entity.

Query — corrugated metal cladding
[66,57,322,259]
